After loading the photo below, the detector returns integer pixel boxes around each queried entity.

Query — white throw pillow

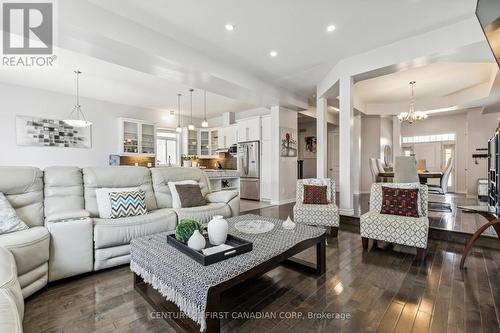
[0,192,28,234]
[95,187,139,218]
[168,180,198,208]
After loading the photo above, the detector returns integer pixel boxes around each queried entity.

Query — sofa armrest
[205,190,239,204]
[45,209,90,223]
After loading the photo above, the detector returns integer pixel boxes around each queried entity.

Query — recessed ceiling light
[269,50,278,57]
[225,23,234,31]
[326,25,336,32]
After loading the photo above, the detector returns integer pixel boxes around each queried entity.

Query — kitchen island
[203,169,239,192]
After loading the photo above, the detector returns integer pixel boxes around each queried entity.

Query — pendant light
[188,88,195,130]
[397,81,428,124]
[201,90,208,128]
[63,70,92,127]
[175,93,182,133]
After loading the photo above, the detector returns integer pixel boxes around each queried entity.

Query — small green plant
[175,219,204,244]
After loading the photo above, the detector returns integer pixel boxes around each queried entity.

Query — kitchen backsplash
[196,153,237,170]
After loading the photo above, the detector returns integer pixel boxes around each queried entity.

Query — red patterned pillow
[380,187,419,217]
[303,185,328,205]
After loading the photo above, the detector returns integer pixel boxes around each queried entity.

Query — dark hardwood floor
[23,204,500,333]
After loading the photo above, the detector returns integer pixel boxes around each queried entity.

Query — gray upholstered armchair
[360,183,429,260]
[293,178,339,237]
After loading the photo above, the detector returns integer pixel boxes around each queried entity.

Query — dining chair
[427,157,454,212]
[369,158,380,183]
[376,159,386,173]
[429,157,454,194]
[394,156,419,183]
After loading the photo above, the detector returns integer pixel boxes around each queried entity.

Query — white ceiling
[0,48,254,118]
[90,0,478,97]
[354,62,497,104]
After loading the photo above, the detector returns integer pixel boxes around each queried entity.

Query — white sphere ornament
[187,230,206,251]
[282,216,296,230]
[207,215,228,245]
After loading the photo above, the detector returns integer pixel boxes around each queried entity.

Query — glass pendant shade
[188,88,195,130]
[64,70,92,127]
[176,93,182,132]
[201,90,208,127]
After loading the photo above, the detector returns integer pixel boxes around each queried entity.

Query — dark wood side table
[458,205,500,269]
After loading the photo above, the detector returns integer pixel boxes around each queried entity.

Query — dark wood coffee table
[133,232,325,333]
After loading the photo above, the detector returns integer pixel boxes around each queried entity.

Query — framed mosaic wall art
[16,115,92,148]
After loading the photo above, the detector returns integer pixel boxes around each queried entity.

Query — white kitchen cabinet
[237,117,261,142]
[118,118,156,156]
[199,129,210,157]
[210,128,220,155]
[182,128,199,156]
[182,128,222,157]
[221,125,238,147]
[261,115,271,141]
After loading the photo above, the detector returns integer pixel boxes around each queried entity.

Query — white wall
[270,107,298,204]
[360,116,381,193]
[0,83,198,168]
[466,109,498,196]
[298,121,317,179]
[380,117,393,161]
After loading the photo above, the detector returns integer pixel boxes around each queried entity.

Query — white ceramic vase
[207,215,228,245]
[187,230,206,251]
[282,216,296,230]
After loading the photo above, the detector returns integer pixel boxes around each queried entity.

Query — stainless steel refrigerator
[238,141,260,200]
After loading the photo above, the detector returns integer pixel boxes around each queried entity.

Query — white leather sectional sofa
[0,166,239,308]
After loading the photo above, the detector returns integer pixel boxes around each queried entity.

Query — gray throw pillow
[175,184,206,208]
[0,192,28,234]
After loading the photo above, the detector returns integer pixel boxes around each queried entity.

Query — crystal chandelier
[397,81,428,124]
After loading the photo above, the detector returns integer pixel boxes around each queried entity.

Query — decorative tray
[166,234,253,266]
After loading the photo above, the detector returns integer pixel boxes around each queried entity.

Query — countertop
[202,169,239,178]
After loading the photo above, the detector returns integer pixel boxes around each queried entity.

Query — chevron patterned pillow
[109,190,147,219]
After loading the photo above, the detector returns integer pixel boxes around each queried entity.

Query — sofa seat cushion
[360,211,429,249]
[175,203,231,224]
[293,203,339,227]
[93,208,177,249]
[0,226,50,276]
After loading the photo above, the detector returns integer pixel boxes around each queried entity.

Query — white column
[339,76,354,216]
[270,105,298,205]
[352,114,361,195]
[316,97,328,178]
[392,115,401,165]
[270,105,280,204]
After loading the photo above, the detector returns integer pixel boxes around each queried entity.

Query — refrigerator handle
[245,145,250,175]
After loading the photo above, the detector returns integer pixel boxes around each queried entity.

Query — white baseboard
[270,198,296,206]
[339,208,355,216]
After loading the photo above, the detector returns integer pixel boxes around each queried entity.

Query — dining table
[378,171,443,184]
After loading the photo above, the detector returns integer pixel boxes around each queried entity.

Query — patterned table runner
[130,214,324,331]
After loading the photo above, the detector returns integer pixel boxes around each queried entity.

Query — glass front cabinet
[118,118,157,156]
[182,128,220,158]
